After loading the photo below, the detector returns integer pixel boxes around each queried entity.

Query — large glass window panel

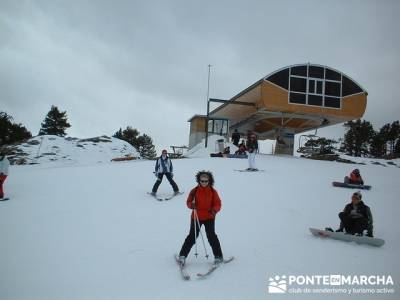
[342,76,363,96]
[208,120,213,133]
[308,95,323,106]
[222,120,228,135]
[326,69,341,81]
[213,119,224,135]
[325,96,341,108]
[267,69,289,90]
[309,66,324,78]
[290,77,307,93]
[316,81,323,94]
[290,66,307,76]
[325,81,341,96]
[289,92,306,104]
[308,80,315,93]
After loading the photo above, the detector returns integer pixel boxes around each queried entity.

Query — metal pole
[194,209,198,257]
[205,64,211,148]
[193,209,209,259]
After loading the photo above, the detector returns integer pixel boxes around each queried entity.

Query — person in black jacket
[335,191,373,237]
[231,129,241,146]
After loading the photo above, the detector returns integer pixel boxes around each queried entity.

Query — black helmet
[353,169,360,175]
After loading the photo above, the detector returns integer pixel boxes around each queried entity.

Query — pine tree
[378,123,391,156]
[137,134,157,159]
[370,132,386,158]
[113,126,140,149]
[343,119,374,157]
[304,137,337,154]
[394,139,400,158]
[39,106,71,137]
[0,111,32,145]
[112,126,156,158]
[388,121,400,156]
[0,112,13,145]
[113,128,123,140]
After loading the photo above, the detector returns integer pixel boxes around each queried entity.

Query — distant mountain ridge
[3,135,140,165]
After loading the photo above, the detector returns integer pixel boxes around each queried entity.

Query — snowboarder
[231,129,241,146]
[246,133,259,170]
[344,169,364,185]
[151,149,179,195]
[235,144,246,156]
[335,191,373,237]
[178,171,223,266]
[0,152,10,200]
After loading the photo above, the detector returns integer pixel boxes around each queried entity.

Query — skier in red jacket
[178,171,223,266]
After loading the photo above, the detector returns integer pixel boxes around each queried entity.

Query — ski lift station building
[188,63,368,154]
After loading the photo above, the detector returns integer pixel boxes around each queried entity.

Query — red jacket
[350,172,363,184]
[187,186,221,220]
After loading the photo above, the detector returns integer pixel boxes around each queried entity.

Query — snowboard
[332,182,371,190]
[234,169,265,172]
[148,192,184,201]
[0,197,10,201]
[309,227,384,247]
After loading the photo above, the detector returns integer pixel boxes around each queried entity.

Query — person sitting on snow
[151,149,179,196]
[335,191,373,237]
[235,144,247,155]
[344,169,364,185]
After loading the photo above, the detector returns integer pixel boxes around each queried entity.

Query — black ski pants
[179,218,223,258]
[152,172,179,193]
[339,212,370,235]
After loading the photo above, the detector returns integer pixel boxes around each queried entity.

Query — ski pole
[193,209,209,259]
[193,208,198,258]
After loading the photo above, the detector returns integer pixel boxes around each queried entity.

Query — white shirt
[0,156,10,176]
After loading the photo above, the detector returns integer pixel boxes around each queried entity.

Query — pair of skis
[0,197,10,201]
[175,255,234,280]
[148,192,183,201]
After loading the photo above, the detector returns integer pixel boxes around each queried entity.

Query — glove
[209,209,217,217]
[154,172,159,178]
[190,201,196,209]
[170,172,174,178]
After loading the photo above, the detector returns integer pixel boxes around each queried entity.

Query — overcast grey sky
[1,0,399,152]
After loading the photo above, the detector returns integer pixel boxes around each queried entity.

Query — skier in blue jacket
[151,149,179,195]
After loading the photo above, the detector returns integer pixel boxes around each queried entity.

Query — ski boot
[178,256,186,267]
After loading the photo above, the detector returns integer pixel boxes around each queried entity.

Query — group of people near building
[148,134,374,268]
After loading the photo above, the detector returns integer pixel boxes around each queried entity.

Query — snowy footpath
[0,155,399,300]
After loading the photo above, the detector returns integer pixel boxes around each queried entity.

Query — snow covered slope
[0,153,399,299]
[5,135,140,166]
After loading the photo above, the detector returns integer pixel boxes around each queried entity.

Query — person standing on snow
[178,171,223,266]
[231,129,241,146]
[0,152,10,200]
[151,149,179,196]
[246,133,259,171]
[335,191,373,237]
